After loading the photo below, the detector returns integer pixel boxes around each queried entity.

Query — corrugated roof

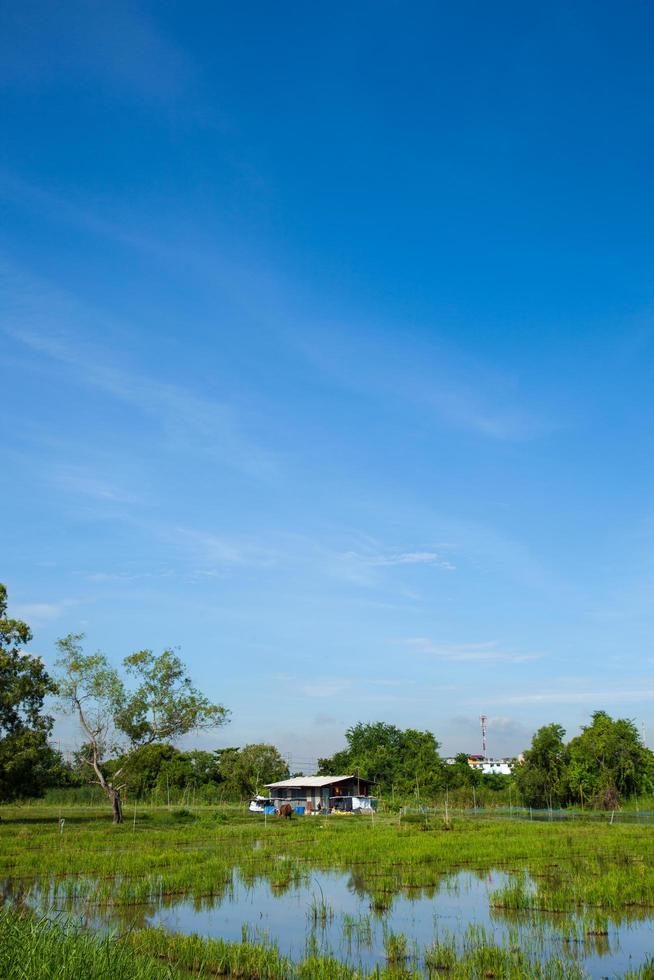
[264,775,358,789]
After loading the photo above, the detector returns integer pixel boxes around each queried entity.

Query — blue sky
[2,2,654,766]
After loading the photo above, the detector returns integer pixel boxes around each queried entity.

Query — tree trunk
[109,787,123,824]
[73,697,125,825]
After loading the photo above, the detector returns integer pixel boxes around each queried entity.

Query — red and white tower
[480,714,488,759]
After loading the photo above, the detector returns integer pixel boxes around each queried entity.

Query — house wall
[272,779,372,805]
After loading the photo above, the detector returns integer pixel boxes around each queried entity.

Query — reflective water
[5,868,654,976]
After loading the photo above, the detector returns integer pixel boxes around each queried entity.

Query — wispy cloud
[481,688,654,706]
[13,599,80,625]
[174,527,279,568]
[0,263,276,480]
[299,678,353,699]
[406,637,541,663]
[86,568,173,584]
[1,177,546,448]
[289,321,549,442]
[277,673,450,704]
[51,466,142,505]
[342,550,455,570]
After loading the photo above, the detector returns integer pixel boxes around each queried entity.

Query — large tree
[318,721,445,798]
[0,584,59,801]
[216,743,289,798]
[56,634,229,822]
[565,711,654,809]
[106,744,224,800]
[514,723,567,809]
[443,752,483,791]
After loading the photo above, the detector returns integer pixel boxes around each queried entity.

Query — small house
[264,774,373,813]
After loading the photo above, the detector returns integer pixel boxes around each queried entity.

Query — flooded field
[2,807,654,977]
[5,864,654,976]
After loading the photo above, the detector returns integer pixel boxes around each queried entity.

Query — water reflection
[3,868,654,977]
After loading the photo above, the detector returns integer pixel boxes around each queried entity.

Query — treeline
[319,717,654,811]
[2,583,653,814]
[64,742,290,803]
[317,721,510,799]
[40,715,653,811]
[515,716,654,810]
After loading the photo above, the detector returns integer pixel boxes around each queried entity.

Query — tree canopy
[514,723,567,809]
[56,634,229,822]
[0,585,59,802]
[565,711,654,808]
[515,713,654,810]
[318,721,445,798]
[216,743,289,797]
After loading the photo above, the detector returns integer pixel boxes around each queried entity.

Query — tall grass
[0,907,177,979]
[0,907,598,979]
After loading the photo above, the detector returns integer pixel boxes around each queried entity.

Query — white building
[467,756,514,776]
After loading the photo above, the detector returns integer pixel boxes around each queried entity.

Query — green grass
[3,803,654,976]
[0,906,177,979]
[0,906,596,978]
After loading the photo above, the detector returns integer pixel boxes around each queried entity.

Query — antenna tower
[480,715,488,759]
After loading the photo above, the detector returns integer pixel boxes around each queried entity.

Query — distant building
[467,756,514,776]
[443,755,514,775]
[264,774,373,811]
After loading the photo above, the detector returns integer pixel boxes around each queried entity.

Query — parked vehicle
[248,796,275,813]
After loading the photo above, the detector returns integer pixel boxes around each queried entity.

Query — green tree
[56,634,229,822]
[318,721,445,798]
[217,743,289,798]
[0,585,59,801]
[514,723,567,809]
[565,711,654,809]
[107,743,179,798]
[443,753,483,790]
[104,745,228,802]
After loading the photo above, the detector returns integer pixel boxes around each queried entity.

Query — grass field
[1,803,654,977]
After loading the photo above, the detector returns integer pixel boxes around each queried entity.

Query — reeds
[0,907,597,979]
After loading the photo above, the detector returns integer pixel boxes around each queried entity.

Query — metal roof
[264,775,361,789]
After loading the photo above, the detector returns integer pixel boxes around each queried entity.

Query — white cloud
[482,688,654,706]
[276,673,452,705]
[342,550,455,570]
[52,466,141,505]
[13,600,78,625]
[173,527,279,568]
[86,568,173,583]
[300,679,353,698]
[406,637,541,663]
